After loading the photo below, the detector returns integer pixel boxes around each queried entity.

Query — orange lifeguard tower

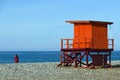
[59,20,114,67]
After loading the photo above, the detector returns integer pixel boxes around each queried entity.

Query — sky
[0,0,120,51]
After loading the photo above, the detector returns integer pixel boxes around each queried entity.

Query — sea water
[0,51,120,64]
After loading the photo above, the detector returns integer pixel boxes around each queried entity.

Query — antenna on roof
[109,24,112,39]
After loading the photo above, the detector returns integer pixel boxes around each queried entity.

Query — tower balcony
[60,38,114,51]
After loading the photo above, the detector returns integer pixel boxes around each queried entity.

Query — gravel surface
[0,61,120,80]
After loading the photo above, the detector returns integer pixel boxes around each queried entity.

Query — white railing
[61,38,114,50]
[108,39,114,49]
[61,38,92,49]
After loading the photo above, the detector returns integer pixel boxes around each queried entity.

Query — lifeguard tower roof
[66,20,113,24]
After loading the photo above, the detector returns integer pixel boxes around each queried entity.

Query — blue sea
[0,51,120,64]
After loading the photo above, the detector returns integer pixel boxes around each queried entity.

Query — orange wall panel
[92,24,108,49]
[73,23,92,48]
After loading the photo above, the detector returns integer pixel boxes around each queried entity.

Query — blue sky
[0,0,120,51]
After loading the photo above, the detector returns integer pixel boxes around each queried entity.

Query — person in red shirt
[14,54,19,63]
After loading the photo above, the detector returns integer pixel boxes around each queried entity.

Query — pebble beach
[0,61,120,80]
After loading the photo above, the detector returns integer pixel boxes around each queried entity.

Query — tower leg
[86,51,89,67]
[58,51,65,66]
[80,52,81,67]
[75,53,77,67]
[109,52,111,66]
